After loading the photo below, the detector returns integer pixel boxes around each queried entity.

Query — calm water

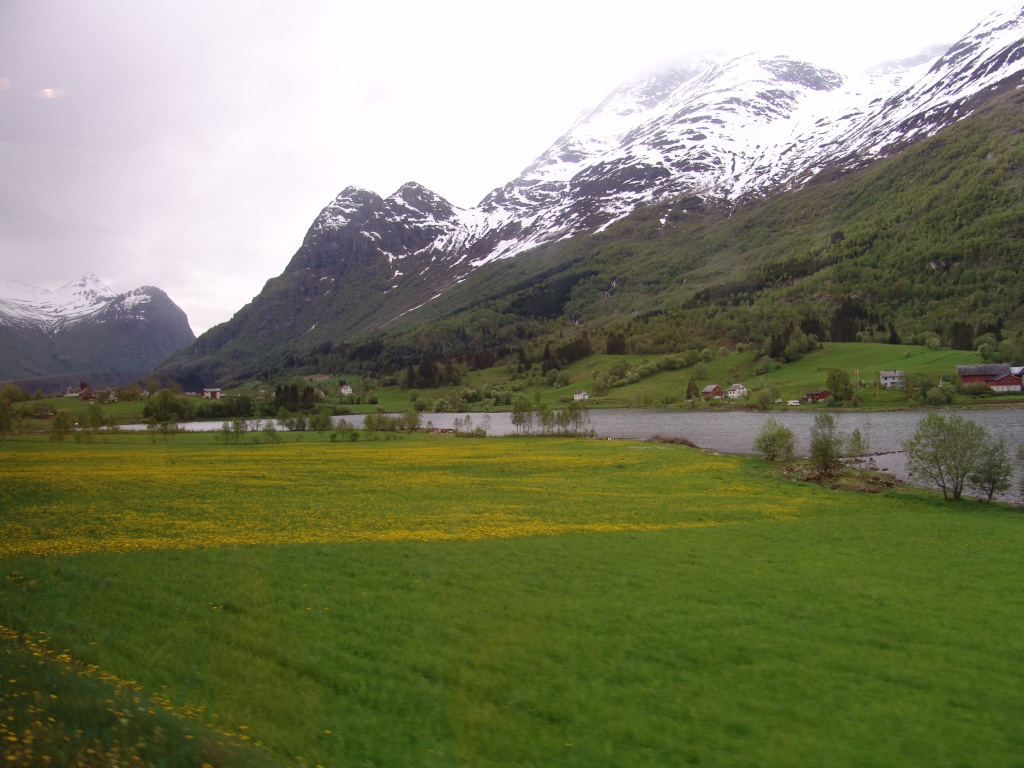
[381,407,1023,457]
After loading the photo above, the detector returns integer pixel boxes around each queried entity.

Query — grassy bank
[1,435,1022,766]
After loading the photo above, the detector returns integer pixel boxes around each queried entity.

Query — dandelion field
[2,434,1023,767]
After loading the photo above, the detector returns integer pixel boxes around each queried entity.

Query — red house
[200,388,223,399]
[804,389,831,403]
[986,374,1023,392]
[701,384,724,399]
[956,364,1022,392]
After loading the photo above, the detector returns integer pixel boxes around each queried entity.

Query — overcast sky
[0,0,1008,336]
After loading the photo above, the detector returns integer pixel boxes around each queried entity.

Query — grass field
[2,434,1022,767]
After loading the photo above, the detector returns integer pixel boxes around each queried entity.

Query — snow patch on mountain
[284,4,1024,313]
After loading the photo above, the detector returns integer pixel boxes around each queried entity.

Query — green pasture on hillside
[1,434,1022,767]
[361,342,986,413]
[546,343,982,408]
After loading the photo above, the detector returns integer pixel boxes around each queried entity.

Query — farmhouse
[701,384,724,399]
[726,383,748,399]
[573,389,589,401]
[955,364,1023,392]
[879,370,905,389]
[804,389,830,403]
[200,388,223,399]
[340,385,354,396]
[986,373,1023,392]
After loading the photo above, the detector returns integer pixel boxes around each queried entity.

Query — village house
[955,364,1023,392]
[804,389,831,403]
[879,370,905,389]
[340,385,354,396]
[200,388,223,399]
[986,373,1023,392]
[573,389,589,401]
[726,383,748,399]
[701,384,724,399]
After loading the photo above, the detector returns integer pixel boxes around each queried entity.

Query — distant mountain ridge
[0,273,195,387]
[162,4,1024,385]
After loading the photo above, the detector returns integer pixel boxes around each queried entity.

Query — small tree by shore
[809,413,844,475]
[904,413,986,501]
[968,438,1013,502]
[752,417,795,461]
[846,427,870,472]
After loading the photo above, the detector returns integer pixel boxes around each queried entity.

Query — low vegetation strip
[0,622,287,767]
[0,437,813,557]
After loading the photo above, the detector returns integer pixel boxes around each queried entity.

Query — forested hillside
[192,85,1024,385]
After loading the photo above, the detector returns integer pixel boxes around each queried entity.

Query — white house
[879,370,905,389]
[573,389,589,401]
[340,385,354,396]
[200,388,222,399]
[726,383,748,399]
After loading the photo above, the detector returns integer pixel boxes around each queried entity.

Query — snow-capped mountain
[300,5,1024,286]
[2,274,114,332]
[0,273,186,333]
[0,274,195,385]
[167,4,1024,383]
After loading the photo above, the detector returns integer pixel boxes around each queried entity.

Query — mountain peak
[388,182,457,219]
[58,272,116,299]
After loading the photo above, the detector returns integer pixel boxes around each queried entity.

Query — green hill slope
[159,87,1024,385]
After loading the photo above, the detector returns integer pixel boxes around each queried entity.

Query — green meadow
[355,342,988,414]
[1,434,1022,767]
[545,343,984,409]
